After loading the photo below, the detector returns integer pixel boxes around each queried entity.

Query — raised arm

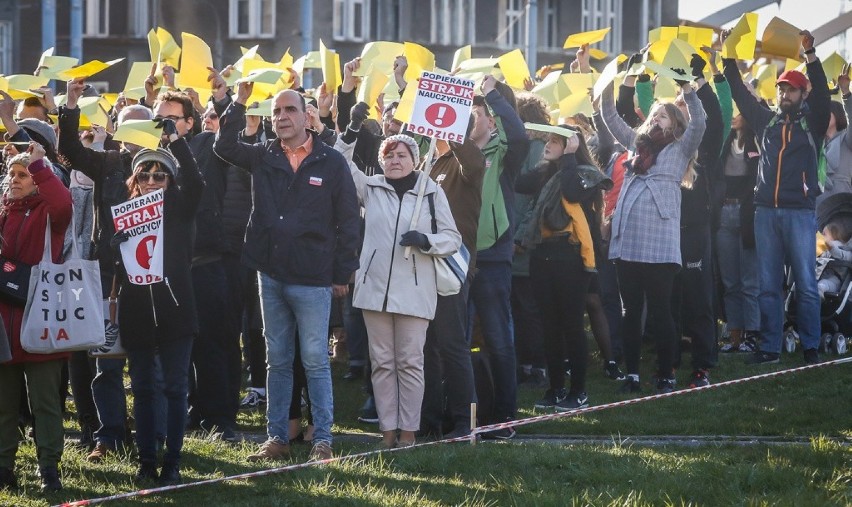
[722,58,773,135]
[213,83,266,171]
[168,136,204,218]
[448,138,486,184]
[485,81,530,179]
[601,82,637,149]
[675,85,708,157]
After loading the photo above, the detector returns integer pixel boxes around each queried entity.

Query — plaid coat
[601,87,706,265]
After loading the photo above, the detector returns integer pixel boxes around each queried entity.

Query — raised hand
[65,78,86,109]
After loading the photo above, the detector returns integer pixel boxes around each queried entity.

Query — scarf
[628,125,676,175]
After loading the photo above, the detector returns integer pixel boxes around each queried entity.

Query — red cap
[776,69,809,90]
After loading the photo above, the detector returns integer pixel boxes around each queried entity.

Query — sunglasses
[204,112,218,120]
[136,172,169,183]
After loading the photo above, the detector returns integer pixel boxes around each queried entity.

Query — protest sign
[401,71,474,143]
[111,189,165,285]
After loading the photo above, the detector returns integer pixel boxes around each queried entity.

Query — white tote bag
[89,276,126,358]
[21,218,105,354]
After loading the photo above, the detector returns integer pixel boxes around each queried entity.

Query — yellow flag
[320,40,342,92]
[498,49,531,90]
[452,45,472,72]
[354,41,404,77]
[563,27,611,48]
[356,68,390,120]
[112,119,162,150]
[178,33,214,95]
[403,42,435,83]
[761,17,802,60]
[57,58,124,80]
[721,13,759,60]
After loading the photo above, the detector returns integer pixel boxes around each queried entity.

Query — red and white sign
[406,71,475,143]
[110,189,165,285]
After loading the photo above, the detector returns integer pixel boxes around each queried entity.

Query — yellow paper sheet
[589,48,608,60]
[649,26,679,43]
[452,45,472,72]
[356,68,390,120]
[403,42,435,83]
[123,61,158,101]
[236,68,285,85]
[319,40,342,92]
[754,63,779,100]
[761,17,802,60]
[155,27,181,68]
[662,38,698,74]
[112,119,162,150]
[246,98,273,117]
[523,122,576,137]
[563,27,611,48]
[0,76,36,100]
[785,58,806,72]
[561,73,595,94]
[354,41,404,77]
[101,93,120,107]
[653,76,679,100]
[677,27,714,50]
[644,60,691,81]
[58,58,124,80]
[5,74,50,92]
[178,32,214,95]
[78,96,110,127]
[592,54,628,100]
[392,82,418,124]
[497,49,531,90]
[233,45,259,73]
[721,13,759,60]
[531,70,566,108]
[147,29,160,64]
[822,52,847,84]
[559,91,593,118]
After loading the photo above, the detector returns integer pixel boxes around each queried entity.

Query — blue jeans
[91,357,128,447]
[469,261,516,420]
[128,335,194,466]
[716,203,760,331]
[754,206,820,353]
[258,274,333,444]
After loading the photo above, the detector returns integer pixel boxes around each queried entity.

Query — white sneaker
[239,388,267,409]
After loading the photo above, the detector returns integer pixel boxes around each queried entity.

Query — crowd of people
[0,26,839,493]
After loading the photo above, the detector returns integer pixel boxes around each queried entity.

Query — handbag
[427,193,469,297]
[0,255,32,306]
[21,217,106,354]
[89,275,126,358]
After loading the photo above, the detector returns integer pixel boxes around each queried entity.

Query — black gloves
[672,68,690,87]
[349,102,370,132]
[690,53,707,79]
[110,230,130,250]
[399,230,430,249]
[155,117,178,137]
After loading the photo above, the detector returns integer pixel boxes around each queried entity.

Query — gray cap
[377,134,420,170]
[17,118,57,150]
[131,148,179,178]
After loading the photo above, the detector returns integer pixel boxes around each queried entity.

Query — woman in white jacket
[338,134,461,449]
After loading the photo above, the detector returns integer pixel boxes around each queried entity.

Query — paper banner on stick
[357,68,390,120]
[497,49,531,90]
[112,119,162,150]
[57,58,124,80]
[563,27,611,48]
[178,32,214,95]
[452,45,472,72]
[592,54,627,100]
[354,41,404,77]
[721,13,759,60]
[320,40,342,92]
[403,42,436,83]
[761,17,802,60]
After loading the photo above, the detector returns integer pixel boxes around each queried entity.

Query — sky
[678,0,852,59]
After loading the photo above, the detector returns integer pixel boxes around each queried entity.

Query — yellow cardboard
[761,17,802,60]
[147,29,160,64]
[240,59,283,104]
[101,93,120,107]
[354,41,404,77]
[112,119,162,150]
[319,40,342,93]
[592,54,627,100]
[57,58,124,80]
[452,45,472,72]
[178,32,214,95]
[497,49,531,90]
[721,13,759,61]
[155,27,181,68]
[403,42,435,82]
[523,122,576,137]
[356,68,390,120]
[563,27,611,48]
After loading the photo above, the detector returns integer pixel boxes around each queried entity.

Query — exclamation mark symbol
[434,106,446,126]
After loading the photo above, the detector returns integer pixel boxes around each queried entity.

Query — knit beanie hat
[377,134,420,170]
[131,148,179,178]
[17,118,57,150]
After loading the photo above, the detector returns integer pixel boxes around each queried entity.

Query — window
[581,0,622,53]
[543,0,558,49]
[500,0,525,48]
[333,0,370,42]
[130,0,150,38]
[0,21,10,75]
[431,0,474,46]
[229,0,275,39]
[84,0,110,37]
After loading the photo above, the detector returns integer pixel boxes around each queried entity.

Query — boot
[38,465,62,493]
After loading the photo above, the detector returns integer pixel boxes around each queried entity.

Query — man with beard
[721,29,830,365]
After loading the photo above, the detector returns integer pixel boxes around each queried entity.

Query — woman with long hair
[600,79,706,394]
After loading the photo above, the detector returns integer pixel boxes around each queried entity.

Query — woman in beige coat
[337,134,461,448]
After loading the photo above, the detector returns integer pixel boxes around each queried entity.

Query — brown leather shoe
[308,441,333,462]
[86,442,112,463]
[247,439,290,462]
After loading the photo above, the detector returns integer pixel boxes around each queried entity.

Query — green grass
[5,343,852,506]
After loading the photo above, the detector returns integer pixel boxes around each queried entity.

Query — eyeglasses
[204,113,218,120]
[136,172,169,183]
[154,115,186,122]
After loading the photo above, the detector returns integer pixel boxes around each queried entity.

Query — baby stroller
[785,193,852,356]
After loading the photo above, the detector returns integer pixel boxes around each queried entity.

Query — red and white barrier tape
[56,356,852,507]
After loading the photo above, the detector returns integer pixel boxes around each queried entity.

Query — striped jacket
[601,87,706,265]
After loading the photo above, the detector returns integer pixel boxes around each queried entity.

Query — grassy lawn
[2,344,850,506]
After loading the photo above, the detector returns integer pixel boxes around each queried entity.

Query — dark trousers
[510,276,546,369]
[530,249,591,395]
[68,351,97,429]
[422,277,475,433]
[189,260,239,431]
[343,287,368,368]
[598,243,624,362]
[672,223,718,370]
[617,260,679,378]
